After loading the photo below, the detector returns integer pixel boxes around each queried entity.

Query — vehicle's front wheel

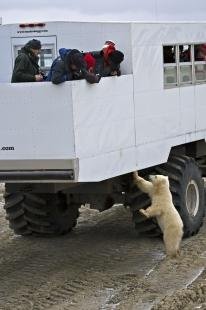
[4,191,79,236]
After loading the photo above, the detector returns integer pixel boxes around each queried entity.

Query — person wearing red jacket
[90,41,124,77]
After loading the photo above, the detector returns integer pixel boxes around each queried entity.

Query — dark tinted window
[163,46,176,63]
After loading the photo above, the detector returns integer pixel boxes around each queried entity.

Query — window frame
[163,45,178,87]
[163,42,206,89]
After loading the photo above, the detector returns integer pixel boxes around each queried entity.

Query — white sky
[1,0,206,24]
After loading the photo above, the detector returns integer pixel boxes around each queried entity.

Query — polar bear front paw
[139,209,149,218]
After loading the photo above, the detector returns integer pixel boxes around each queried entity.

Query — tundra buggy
[0,21,205,236]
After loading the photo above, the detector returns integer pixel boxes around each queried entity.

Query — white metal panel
[0,26,12,82]
[195,84,206,131]
[131,23,206,46]
[132,44,163,92]
[136,141,170,170]
[0,82,75,160]
[136,134,185,170]
[72,75,135,159]
[134,89,180,145]
[0,83,33,158]
[179,86,196,134]
[30,82,75,158]
[75,118,135,159]
[195,131,206,142]
[78,147,136,182]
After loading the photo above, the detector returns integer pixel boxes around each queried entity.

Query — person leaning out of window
[11,39,44,83]
[91,40,124,77]
[51,49,101,85]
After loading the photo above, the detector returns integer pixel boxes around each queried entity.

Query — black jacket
[11,47,40,83]
[51,51,100,85]
[51,59,74,84]
[91,51,121,77]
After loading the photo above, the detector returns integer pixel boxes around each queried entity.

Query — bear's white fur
[133,172,183,258]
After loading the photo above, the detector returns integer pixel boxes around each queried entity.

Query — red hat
[103,45,116,63]
[102,40,116,49]
[84,53,96,71]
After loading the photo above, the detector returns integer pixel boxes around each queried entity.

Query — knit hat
[102,40,116,49]
[103,45,116,63]
[26,39,41,50]
[108,50,124,65]
[70,52,86,71]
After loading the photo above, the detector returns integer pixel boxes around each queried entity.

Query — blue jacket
[49,49,100,85]
[46,48,71,82]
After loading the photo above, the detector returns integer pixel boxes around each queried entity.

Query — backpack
[46,56,61,81]
[46,48,72,81]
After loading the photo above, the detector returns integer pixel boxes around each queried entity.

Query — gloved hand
[85,72,101,84]
[95,74,101,83]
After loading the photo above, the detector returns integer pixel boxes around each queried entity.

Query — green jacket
[11,47,40,83]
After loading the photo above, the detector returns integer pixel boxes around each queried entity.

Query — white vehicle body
[0,21,206,182]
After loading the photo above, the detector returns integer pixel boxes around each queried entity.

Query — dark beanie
[26,39,41,50]
[108,50,124,65]
[69,49,80,57]
[69,52,86,70]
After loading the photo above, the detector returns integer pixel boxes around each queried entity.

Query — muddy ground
[0,187,205,310]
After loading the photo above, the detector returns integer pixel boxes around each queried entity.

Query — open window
[179,44,192,85]
[11,36,57,75]
[163,45,177,87]
[163,43,206,88]
[194,44,206,83]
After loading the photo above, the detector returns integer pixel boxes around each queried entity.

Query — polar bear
[133,172,183,258]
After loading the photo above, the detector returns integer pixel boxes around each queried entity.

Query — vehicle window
[194,44,206,61]
[163,43,206,88]
[179,45,191,62]
[194,44,206,83]
[163,45,176,64]
[163,46,177,86]
[179,45,192,85]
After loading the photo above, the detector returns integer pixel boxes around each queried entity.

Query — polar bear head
[149,174,169,188]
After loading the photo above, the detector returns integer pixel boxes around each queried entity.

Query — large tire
[4,191,79,236]
[154,155,205,237]
[127,155,205,237]
[125,174,160,236]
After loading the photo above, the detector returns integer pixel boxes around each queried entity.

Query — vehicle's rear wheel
[127,155,205,237]
[4,191,79,236]
[155,155,205,237]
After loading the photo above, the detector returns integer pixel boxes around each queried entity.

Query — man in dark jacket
[11,39,44,83]
[51,49,100,85]
[91,42,124,77]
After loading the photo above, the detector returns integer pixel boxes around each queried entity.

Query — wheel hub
[185,180,199,217]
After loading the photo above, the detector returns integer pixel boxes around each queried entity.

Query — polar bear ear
[162,176,169,183]
[157,175,168,183]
